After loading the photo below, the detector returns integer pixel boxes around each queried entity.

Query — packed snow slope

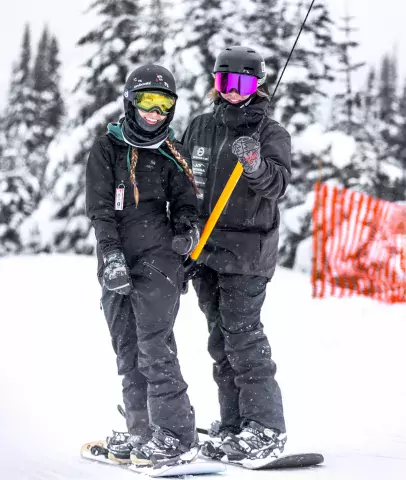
[1,254,405,479]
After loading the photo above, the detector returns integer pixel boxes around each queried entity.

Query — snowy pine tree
[277,2,338,267]
[375,52,402,200]
[47,36,64,129]
[23,0,147,253]
[169,0,253,131]
[0,116,5,170]
[350,68,382,195]
[350,56,401,201]
[331,13,365,135]
[146,0,170,62]
[0,171,38,256]
[392,79,406,200]
[26,27,65,186]
[0,24,39,255]
[277,1,336,133]
[378,53,398,147]
[2,24,36,169]
[75,0,144,125]
[243,0,293,115]
[18,29,65,253]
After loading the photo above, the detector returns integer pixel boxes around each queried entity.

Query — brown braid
[165,138,200,195]
[129,147,140,206]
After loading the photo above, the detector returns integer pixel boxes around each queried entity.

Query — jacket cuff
[101,245,122,257]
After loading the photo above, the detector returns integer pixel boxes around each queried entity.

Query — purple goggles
[214,72,258,96]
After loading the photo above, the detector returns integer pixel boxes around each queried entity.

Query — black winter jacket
[182,97,291,278]
[86,124,198,281]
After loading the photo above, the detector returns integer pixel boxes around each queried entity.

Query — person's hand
[181,258,204,295]
[232,136,262,174]
[103,250,133,295]
[172,217,200,256]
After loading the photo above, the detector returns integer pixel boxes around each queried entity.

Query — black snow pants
[101,261,195,448]
[193,265,286,433]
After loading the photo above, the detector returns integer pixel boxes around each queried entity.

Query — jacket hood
[107,122,127,145]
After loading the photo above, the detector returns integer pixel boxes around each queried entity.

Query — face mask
[133,107,166,133]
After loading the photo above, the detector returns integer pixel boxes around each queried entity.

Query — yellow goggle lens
[134,92,175,114]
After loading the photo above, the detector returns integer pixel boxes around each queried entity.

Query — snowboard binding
[89,443,109,458]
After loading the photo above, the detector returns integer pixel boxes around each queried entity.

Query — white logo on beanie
[133,81,152,88]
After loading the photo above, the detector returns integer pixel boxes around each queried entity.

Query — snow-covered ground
[1,254,406,479]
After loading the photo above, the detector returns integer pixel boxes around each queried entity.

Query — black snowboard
[230,452,324,470]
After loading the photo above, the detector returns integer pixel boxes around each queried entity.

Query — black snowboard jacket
[86,123,198,282]
[181,97,291,278]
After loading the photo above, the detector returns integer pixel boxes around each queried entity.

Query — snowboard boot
[130,428,199,467]
[221,421,287,467]
[106,431,145,463]
[200,421,241,461]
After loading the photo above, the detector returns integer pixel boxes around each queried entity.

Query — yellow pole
[190,162,244,261]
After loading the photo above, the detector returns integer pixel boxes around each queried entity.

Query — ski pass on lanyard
[115,183,125,210]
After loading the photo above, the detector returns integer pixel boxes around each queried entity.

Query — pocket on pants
[143,261,177,288]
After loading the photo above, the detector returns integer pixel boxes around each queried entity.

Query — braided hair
[129,147,140,206]
[165,138,199,195]
[128,142,199,206]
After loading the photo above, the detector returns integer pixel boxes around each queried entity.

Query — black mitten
[232,136,262,174]
[172,217,200,256]
[103,250,133,295]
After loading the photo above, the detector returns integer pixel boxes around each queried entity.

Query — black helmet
[213,46,266,86]
[123,64,178,111]
[121,65,177,145]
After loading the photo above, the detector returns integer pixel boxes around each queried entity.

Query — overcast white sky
[0,0,403,110]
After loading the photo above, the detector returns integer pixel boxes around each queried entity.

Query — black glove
[102,250,133,295]
[232,136,262,174]
[180,257,204,295]
[183,257,203,282]
[172,217,200,256]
